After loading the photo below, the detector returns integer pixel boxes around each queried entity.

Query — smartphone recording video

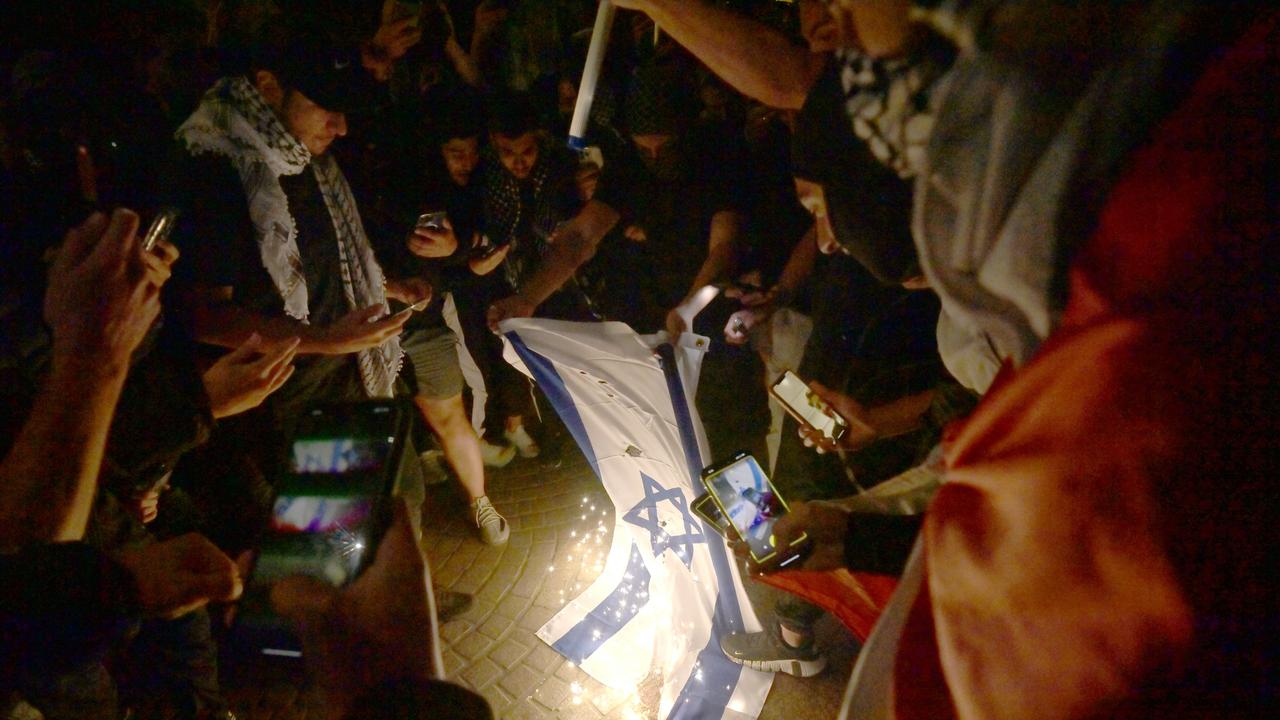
[692,492,731,538]
[230,401,410,659]
[701,452,807,566]
[769,370,848,443]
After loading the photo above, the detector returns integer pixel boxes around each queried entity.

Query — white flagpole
[568,0,617,151]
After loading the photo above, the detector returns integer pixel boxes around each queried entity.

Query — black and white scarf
[176,77,402,398]
[836,36,956,179]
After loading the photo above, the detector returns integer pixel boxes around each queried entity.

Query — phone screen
[233,404,404,658]
[770,371,847,442]
[692,493,731,537]
[702,454,797,563]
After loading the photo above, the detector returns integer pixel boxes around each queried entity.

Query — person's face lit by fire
[254,70,347,156]
[492,131,540,181]
[441,136,480,187]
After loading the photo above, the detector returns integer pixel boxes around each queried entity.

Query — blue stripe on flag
[506,330,651,663]
[551,543,651,663]
[655,344,749,719]
[504,331,600,479]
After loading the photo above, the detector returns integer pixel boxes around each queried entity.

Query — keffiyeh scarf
[176,77,402,398]
[836,36,956,179]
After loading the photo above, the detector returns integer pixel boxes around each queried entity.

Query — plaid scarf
[836,36,956,179]
[176,77,402,398]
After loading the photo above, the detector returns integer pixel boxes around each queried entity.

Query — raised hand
[44,209,163,365]
[203,333,300,419]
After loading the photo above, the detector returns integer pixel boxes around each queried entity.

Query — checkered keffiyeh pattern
[177,77,402,398]
[836,37,955,179]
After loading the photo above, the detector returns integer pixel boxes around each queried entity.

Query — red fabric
[896,13,1279,720]
[756,569,898,641]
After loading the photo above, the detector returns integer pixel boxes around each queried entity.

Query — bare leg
[415,393,486,502]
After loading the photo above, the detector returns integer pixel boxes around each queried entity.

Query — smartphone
[470,236,510,261]
[701,452,808,566]
[692,492,731,538]
[230,401,411,660]
[769,370,848,443]
[415,210,448,233]
[141,207,180,252]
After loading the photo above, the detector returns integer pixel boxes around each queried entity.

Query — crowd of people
[1,0,1276,718]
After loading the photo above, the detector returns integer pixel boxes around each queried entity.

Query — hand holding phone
[770,371,849,444]
[701,452,808,567]
[231,401,410,659]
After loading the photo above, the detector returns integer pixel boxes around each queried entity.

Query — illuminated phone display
[231,402,406,660]
[769,371,848,442]
[702,454,806,564]
[291,437,390,475]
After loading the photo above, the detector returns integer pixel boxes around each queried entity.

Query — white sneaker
[472,496,509,545]
[504,425,540,459]
[479,437,516,468]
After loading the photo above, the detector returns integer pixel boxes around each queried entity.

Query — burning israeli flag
[501,319,773,719]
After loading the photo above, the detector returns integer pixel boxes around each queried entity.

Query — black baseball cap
[266,25,380,115]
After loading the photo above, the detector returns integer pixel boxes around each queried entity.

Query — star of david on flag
[500,319,773,720]
[623,473,707,567]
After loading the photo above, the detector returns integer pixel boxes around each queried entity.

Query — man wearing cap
[166,21,507,552]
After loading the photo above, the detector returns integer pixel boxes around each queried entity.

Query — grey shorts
[400,325,465,400]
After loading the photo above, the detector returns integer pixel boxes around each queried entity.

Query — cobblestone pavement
[224,437,857,719]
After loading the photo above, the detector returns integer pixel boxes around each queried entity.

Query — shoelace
[474,499,504,528]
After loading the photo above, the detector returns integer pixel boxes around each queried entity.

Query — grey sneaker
[435,589,474,623]
[472,496,509,545]
[719,628,826,677]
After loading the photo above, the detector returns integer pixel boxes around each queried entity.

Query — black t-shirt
[599,122,746,308]
[165,150,365,419]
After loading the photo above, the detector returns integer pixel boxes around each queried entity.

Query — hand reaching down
[203,333,300,419]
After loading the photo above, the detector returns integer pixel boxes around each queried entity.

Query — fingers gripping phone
[701,452,808,566]
[230,401,411,659]
[769,370,848,443]
[142,207,180,252]
[415,210,448,232]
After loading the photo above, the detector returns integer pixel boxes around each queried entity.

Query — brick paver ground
[223,435,857,719]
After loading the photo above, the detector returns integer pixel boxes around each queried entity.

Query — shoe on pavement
[471,495,509,545]
[719,627,826,677]
[479,437,516,468]
[504,424,540,459]
[435,589,474,623]
[418,449,448,484]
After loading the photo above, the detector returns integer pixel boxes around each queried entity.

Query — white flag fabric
[500,319,773,720]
